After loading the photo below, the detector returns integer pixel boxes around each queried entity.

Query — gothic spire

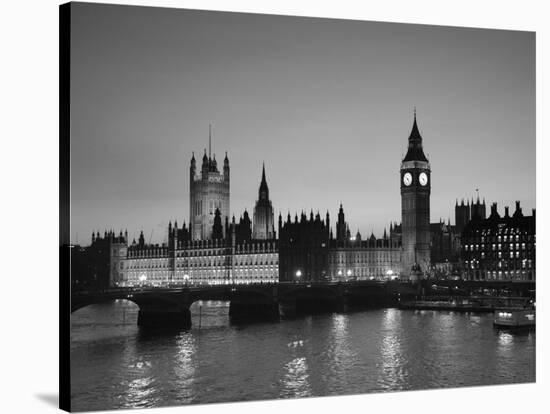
[402,110,428,162]
[258,163,269,200]
[208,123,212,160]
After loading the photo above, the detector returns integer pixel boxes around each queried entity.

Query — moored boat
[493,308,535,328]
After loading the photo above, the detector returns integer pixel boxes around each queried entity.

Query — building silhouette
[252,164,275,240]
[471,197,487,221]
[400,112,431,279]
[278,211,329,282]
[71,230,128,290]
[455,199,471,235]
[455,197,487,234]
[234,211,252,244]
[189,126,230,240]
[429,219,460,275]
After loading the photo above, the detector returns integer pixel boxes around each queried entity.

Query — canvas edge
[59,2,72,412]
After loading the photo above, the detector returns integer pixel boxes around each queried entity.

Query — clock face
[419,172,428,186]
[403,172,412,186]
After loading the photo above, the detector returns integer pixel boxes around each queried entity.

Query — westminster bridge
[70,280,535,327]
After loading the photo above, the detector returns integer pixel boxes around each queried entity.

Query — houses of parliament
[71,116,535,290]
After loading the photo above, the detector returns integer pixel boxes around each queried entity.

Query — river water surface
[71,301,535,412]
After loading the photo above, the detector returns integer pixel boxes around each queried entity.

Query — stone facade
[189,131,230,240]
[328,204,401,280]
[119,236,278,287]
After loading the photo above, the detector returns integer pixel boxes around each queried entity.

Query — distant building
[252,164,275,240]
[430,219,459,263]
[189,128,230,240]
[429,219,460,276]
[455,199,471,235]
[328,204,401,280]
[461,201,535,281]
[455,197,487,234]
[71,231,128,290]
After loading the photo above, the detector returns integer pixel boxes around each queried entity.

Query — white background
[0,0,547,413]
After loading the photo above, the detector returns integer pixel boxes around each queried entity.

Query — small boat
[493,308,535,328]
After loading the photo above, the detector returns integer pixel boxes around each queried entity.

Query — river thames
[71,301,535,412]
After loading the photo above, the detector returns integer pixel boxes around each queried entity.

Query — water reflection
[280,357,312,398]
[172,333,197,403]
[324,313,358,390]
[71,303,535,411]
[498,331,514,347]
[496,331,515,365]
[123,376,159,408]
[378,309,407,390]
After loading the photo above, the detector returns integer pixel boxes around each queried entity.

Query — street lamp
[183,273,189,287]
[139,274,147,286]
[295,270,302,283]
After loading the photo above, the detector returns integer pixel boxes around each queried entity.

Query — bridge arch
[71,297,140,315]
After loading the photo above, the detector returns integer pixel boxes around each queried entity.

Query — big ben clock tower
[400,111,431,280]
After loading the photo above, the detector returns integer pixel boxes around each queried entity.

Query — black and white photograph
[55,1,540,412]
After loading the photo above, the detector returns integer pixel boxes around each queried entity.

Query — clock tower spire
[400,111,431,281]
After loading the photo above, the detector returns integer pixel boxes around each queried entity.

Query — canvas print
[60,2,536,412]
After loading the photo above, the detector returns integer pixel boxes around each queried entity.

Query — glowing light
[139,274,147,282]
[296,270,302,278]
[346,269,352,277]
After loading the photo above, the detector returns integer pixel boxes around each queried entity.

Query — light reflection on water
[281,357,311,398]
[71,302,535,412]
[379,309,407,390]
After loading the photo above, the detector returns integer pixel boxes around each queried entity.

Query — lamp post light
[183,273,189,287]
[295,270,302,283]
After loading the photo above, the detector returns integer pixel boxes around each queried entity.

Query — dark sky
[69,3,535,245]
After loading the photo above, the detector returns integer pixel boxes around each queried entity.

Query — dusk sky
[69,3,535,245]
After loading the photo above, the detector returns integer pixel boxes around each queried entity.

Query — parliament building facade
[71,116,533,288]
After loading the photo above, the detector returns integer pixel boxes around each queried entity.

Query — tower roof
[258,162,269,198]
[402,111,428,162]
